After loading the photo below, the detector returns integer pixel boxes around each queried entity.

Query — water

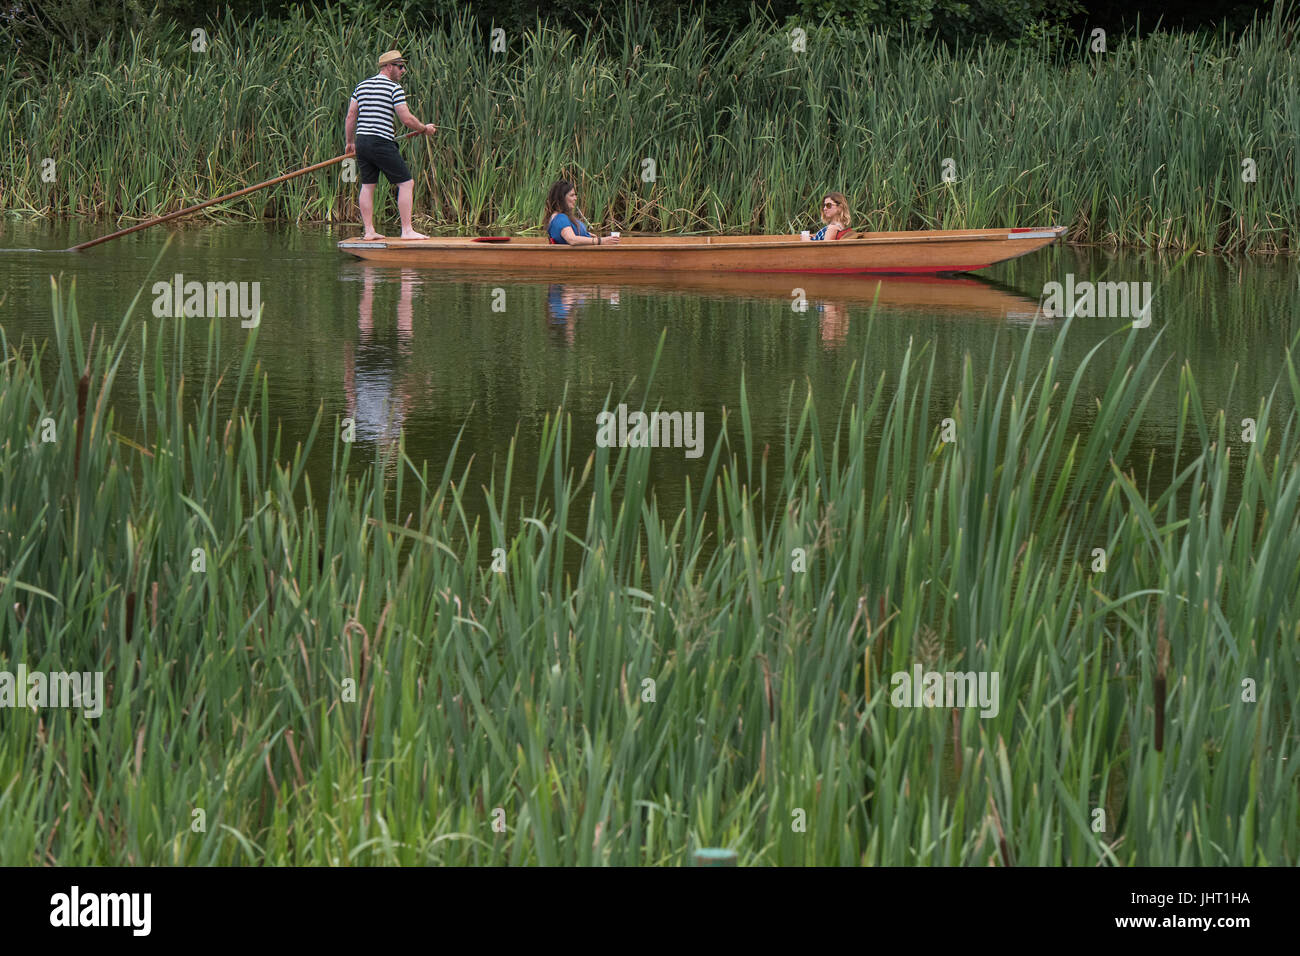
[1,220,1296,526]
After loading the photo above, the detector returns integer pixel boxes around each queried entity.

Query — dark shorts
[355,134,412,185]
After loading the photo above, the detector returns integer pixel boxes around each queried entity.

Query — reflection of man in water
[343,268,424,447]
[817,301,849,348]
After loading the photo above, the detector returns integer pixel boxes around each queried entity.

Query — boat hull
[338,227,1066,275]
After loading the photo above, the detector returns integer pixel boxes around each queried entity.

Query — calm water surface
[2,220,1296,528]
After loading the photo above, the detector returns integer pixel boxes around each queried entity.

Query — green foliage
[2,0,160,54]
[795,0,962,37]
[792,0,1085,46]
[2,2,1295,251]
[1,0,284,68]
[2,270,1299,864]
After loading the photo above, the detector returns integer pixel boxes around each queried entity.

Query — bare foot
[362,232,385,241]
[400,230,429,240]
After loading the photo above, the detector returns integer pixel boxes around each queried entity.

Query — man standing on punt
[345,49,437,240]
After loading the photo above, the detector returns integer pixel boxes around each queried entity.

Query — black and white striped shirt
[351,74,407,140]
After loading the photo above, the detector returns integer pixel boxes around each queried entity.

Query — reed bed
[1,275,1298,865]
[1,2,1296,251]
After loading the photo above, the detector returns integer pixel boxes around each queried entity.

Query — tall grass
[2,274,1298,864]
[1,2,1296,251]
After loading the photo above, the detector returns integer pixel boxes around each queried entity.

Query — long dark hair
[544,180,584,229]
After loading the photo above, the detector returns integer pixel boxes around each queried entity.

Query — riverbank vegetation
[5,0,1261,70]
[2,278,1297,864]
[1,2,1296,251]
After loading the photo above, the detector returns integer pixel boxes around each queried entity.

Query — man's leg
[359,183,381,239]
[396,180,428,239]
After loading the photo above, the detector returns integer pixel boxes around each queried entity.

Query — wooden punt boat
[338,226,1066,275]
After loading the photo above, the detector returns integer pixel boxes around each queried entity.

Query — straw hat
[378,50,405,67]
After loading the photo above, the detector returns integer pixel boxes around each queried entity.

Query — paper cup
[801,230,811,240]
[610,232,620,239]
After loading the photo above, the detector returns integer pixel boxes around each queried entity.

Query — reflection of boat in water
[623,271,1042,318]
[466,269,1043,321]
[339,227,1066,274]
[531,273,1043,349]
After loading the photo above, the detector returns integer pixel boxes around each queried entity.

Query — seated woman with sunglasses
[803,193,852,240]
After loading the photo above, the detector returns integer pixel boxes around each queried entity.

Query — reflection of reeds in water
[4,5,1296,252]
[4,278,1299,864]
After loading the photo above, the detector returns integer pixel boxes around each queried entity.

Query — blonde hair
[822,192,852,228]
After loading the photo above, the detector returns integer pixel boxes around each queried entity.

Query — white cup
[610,232,620,239]
[801,230,811,240]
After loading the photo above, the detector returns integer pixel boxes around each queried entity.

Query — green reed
[1,2,1296,251]
[1,270,1298,864]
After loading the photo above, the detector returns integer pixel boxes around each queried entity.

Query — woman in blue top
[544,180,621,246]
[802,192,852,241]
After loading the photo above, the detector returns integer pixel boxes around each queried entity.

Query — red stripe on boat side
[734,265,993,274]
